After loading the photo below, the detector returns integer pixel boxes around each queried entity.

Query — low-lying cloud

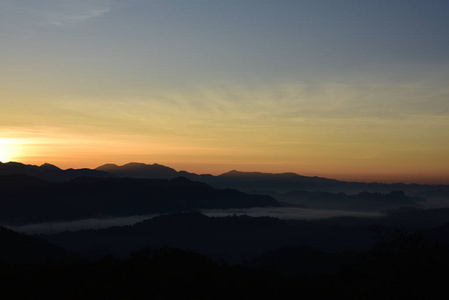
[7,207,383,235]
[201,207,383,220]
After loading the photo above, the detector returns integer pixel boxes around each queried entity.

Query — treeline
[0,247,301,300]
[1,233,449,300]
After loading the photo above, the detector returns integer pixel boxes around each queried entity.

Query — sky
[1,0,449,184]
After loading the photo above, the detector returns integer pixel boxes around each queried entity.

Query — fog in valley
[8,207,383,234]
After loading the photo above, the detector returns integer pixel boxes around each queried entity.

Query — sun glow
[0,138,20,162]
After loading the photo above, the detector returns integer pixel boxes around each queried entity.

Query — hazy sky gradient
[1,0,449,183]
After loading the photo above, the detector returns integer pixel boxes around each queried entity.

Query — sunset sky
[1,0,449,183]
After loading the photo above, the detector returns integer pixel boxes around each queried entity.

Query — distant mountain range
[95,162,346,192]
[0,161,111,182]
[94,162,449,194]
[2,161,448,195]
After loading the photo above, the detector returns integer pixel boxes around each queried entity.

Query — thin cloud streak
[43,1,111,26]
[3,0,112,27]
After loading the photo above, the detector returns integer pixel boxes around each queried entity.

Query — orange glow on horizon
[2,123,448,185]
[0,138,23,163]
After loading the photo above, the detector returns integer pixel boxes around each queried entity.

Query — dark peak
[120,162,164,169]
[96,163,119,171]
[0,161,40,171]
[220,170,298,178]
[179,170,201,175]
[120,162,177,172]
[219,170,335,183]
[3,161,27,167]
[169,176,208,187]
[94,162,179,179]
[221,170,244,176]
[123,162,148,168]
[39,163,61,171]
[221,170,280,176]
[228,170,240,174]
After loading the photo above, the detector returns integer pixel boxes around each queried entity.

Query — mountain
[39,162,61,172]
[96,164,342,190]
[0,161,113,182]
[42,212,303,261]
[3,161,449,197]
[96,162,449,196]
[41,208,449,264]
[0,226,69,263]
[45,211,410,262]
[268,190,424,211]
[96,162,178,178]
[0,175,279,225]
[0,174,51,190]
[45,208,449,262]
[210,170,449,195]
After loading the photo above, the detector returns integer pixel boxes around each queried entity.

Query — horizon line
[1,160,448,186]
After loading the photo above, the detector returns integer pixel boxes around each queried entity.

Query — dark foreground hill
[0,245,314,300]
[0,227,295,299]
[0,226,69,263]
[5,211,449,299]
[0,175,278,225]
[42,212,300,262]
[42,209,449,264]
[2,241,449,300]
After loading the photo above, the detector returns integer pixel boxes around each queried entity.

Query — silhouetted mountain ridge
[94,162,449,195]
[96,162,178,178]
[3,161,449,196]
[0,161,113,182]
[219,170,331,181]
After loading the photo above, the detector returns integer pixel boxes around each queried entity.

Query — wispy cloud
[42,0,111,26]
[7,214,159,234]
[4,0,112,27]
